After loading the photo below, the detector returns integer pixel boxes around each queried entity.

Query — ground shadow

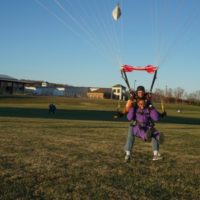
[0,107,199,125]
[160,115,200,125]
[0,107,119,121]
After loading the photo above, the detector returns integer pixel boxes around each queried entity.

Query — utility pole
[134,80,137,91]
[165,85,168,103]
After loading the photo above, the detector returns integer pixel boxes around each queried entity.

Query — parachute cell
[112,4,121,21]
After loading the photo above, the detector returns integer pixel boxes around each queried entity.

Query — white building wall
[111,86,126,100]
[34,87,65,96]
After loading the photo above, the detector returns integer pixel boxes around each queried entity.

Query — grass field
[0,96,200,200]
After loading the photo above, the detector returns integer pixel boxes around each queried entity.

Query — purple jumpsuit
[127,106,160,141]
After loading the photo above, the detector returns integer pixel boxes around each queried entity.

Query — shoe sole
[152,157,163,161]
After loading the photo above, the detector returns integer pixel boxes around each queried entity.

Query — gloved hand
[145,92,152,100]
[129,90,135,100]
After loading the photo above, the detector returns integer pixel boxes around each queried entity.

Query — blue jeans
[124,126,159,152]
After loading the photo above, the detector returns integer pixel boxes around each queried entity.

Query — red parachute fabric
[122,65,158,74]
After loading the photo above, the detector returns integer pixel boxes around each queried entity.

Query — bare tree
[187,90,200,105]
[153,88,165,102]
[165,87,173,103]
[166,88,173,98]
[153,87,199,105]
[173,87,184,103]
[196,90,200,101]
[155,88,165,96]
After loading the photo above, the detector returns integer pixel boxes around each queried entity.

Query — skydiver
[124,86,165,162]
[124,98,164,162]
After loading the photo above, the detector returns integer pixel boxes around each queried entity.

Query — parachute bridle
[121,65,158,96]
[121,68,131,93]
[120,65,166,116]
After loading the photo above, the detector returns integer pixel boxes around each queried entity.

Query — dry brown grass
[0,97,200,199]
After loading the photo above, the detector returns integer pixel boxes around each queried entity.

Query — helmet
[136,86,145,92]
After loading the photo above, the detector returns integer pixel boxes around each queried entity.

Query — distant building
[23,80,69,96]
[0,74,127,100]
[34,86,65,96]
[24,86,37,94]
[0,74,28,95]
[65,86,89,97]
[87,88,112,99]
[41,82,48,87]
[111,84,126,100]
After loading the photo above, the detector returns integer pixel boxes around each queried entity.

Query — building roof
[0,74,18,81]
[0,74,33,84]
[112,84,126,89]
[88,88,111,93]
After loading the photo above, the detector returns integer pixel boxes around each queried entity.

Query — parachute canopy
[112,4,121,21]
[121,65,158,74]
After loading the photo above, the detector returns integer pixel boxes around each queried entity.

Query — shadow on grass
[0,107,199,125]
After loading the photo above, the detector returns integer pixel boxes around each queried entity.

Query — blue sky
[0,0,200,93]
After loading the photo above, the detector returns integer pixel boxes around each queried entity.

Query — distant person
[48,104,56,114]
[124,98,164,162]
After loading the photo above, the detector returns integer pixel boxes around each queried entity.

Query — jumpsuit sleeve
[150,108,160,122]
[127,107,135,121]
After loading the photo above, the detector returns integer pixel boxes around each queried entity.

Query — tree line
[152,87,200,105]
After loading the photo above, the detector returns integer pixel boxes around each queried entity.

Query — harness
[131,105,154,128]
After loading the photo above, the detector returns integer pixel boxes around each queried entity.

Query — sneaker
[152,154,162,161]
[124,154,131,162]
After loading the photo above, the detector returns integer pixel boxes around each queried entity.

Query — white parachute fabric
[112,4,121,21]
